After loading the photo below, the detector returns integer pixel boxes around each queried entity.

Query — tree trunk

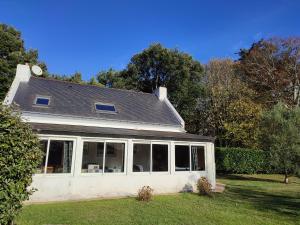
[284,173,289,184]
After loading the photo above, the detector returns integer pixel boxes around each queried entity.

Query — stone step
[214,183,226,193]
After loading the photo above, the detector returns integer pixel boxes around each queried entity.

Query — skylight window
[34,96,50,106]
[95,103,116,113]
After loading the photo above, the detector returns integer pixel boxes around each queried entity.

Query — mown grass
[16,174,300,225]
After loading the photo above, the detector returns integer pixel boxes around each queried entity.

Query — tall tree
[200,59,262,147]
[237,37,300,107]
[0,24,48,100]
[259,103,300,183]
[97,44,205,132]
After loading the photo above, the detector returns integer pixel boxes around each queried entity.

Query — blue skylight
[95,103,116,113]
[35,97,50,106]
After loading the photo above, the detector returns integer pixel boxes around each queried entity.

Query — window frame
[132,141,170,174]
[80,138,127,175]
[94,102,117,114]
[33,95,51,107]
[35,136,77,176]
[174,142,207,173]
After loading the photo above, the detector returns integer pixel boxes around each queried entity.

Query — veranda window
[37,139,74,174]
[81,141,125,173]
[175,145,190,171]
[132,143,169,172]
[175,144,205,172]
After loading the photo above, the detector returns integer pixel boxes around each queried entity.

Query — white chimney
[3,64,31,105]
[154,86,167,101]
[16,64,31,82]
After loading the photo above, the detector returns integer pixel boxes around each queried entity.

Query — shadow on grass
[217,174,283,183]
[224,185,300,217]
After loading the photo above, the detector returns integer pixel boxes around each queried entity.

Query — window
[81,141,125,173]
[175,144,205,172]
[47,140,73,173]
[36,139,74,174]
[133,144,150,172]
[152,144,168,172]
[191,146,205,171]
[34,96,50,106]
[175,145,190,171]
[95,103,116,113]
[105,143,125,173]
[132,143,169,172]
[81,142,104,173]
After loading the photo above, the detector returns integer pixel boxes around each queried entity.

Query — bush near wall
[215,147,271,174]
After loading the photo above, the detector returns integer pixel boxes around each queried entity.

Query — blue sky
[1,0,299,80]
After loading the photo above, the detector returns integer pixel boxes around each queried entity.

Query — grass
[16,174,300,225]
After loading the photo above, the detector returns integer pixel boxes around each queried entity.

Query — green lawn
[16,174,300,225]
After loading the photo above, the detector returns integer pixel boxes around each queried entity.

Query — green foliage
[215,147,270,174]
[0,24,48,100]
[224,98,263,148]
[259,103,300,182]
[0,104,43,224]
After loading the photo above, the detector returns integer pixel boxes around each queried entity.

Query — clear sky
[1,0,299,80]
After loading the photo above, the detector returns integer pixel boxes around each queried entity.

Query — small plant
[137,186,154,201]
[197,177,212,196]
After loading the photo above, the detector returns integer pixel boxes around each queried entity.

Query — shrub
[137,186,154,201]
[215,147,271,174]
[0,104,43,225]
[197,177,212,196]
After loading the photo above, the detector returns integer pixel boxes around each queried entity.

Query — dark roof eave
[30,123,215,143]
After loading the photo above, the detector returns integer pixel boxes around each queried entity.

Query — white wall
[29,135,216,202]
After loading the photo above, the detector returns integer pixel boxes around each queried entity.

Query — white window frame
[80,138,127,176]
[132,140,170,174]
[174,142,207,173]
[35,135,77,176]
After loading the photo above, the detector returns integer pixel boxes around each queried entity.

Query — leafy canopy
[0,24,48,100]
[259,103,300,182]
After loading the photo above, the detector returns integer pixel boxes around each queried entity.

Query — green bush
[0,104,43,225]
[215,147,271,174]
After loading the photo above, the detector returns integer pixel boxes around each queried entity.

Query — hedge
[215,147,272,174]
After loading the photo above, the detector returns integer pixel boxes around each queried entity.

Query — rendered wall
[29,136,216,202]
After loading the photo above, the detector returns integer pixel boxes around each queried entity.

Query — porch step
[214,183,226,193]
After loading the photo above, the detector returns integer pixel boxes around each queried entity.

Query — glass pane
[95,104,116,112]
[47,140,73,173]
[81,142,104,173]
[105,143,125,173]
[191,146,205,171]
[36,98,49,105]
[36,140,48,173]
[175,145,190,171]
[133,144,150,172]
[152,144,168,172]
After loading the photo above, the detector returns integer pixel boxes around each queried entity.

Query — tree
[201,59,262,147]
[237,38,300,107]
[0,24,48,100]
[259,103,300,183]
[0,103,43,224]
[97,44,205,132]
[224,98,262,148]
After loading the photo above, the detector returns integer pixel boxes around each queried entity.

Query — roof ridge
[31,76,154,96]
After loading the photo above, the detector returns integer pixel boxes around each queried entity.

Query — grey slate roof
[30,123,215,142]
[13,77,182,126]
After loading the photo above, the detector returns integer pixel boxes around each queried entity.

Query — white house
[4,64,216,202]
